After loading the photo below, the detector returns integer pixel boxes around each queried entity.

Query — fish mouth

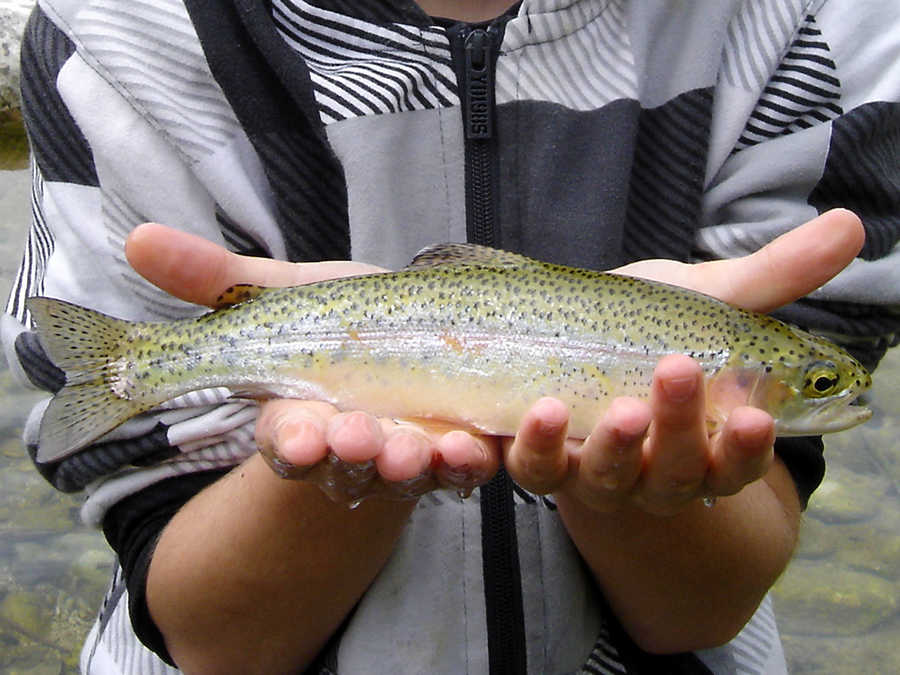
[774,392,873,437]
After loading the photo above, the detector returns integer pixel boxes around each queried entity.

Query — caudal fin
[27,297,147,463]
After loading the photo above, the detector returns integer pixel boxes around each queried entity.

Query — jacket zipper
[449,20,527,675]
[450,23,502,247]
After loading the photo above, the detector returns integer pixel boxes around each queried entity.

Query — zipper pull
[464,28,495,140]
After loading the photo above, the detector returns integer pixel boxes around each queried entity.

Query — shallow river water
[0,149,898,672]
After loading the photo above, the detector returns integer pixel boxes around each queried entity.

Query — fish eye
[803,362,841,398]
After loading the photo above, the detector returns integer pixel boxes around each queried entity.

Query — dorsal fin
[213,283,268,309]
[406,243,537,270]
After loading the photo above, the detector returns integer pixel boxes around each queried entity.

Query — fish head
[706,317,872,436]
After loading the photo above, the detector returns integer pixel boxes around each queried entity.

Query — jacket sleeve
[699,0,900,372]
[2,5,262,523]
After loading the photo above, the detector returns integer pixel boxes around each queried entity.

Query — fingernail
[270,411,319,448]
[535,397,568,436]
[609,424,644,453]
[328,412,383,462]
[446,430,489,462]
[661,375,697,403]
[538,419,563,436]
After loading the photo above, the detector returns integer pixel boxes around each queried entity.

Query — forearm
[556,458,800,654]
[147,453,415,674]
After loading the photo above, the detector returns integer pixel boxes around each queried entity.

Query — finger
[641,355,709,503]
[434,430,499,488]
[125,222,384,307]
[326,411,386,464]
[691,209,864,312]
[255,399,337,466]
[505,397,570,494]
[706,406,775,496]
[572,397,650,509]
[374,425,436,483]
[376,424,499,493]
[125,223,299,305]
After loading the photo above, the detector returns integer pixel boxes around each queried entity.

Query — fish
[27,243,872,463]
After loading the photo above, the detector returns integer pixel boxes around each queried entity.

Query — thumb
[692,209,864,313]
[125,223,384,307]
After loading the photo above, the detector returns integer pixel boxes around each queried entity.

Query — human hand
[125,224,499,503]
[504,209,865,515]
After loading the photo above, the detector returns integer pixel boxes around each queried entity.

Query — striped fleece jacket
[3,1,899,673]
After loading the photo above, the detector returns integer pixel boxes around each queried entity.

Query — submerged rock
[0,1,32,112]
[0,2,31,168]
[774,560,899,636]
[0,583,84,673]
[806,464,890,524]
[0,108,28,169]
[68,547,114,601]
[0,589,50,640]
[799,507,900,581]
[793,516,838,560]
[781,620,900,675]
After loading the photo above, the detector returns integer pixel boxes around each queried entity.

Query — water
[773,352,900,672]
[0,144,898,672]
[1,163,112,672]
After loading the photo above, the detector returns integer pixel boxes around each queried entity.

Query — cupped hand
[254,400,496,502]
[504,208,865,515]
[125,223,499,503]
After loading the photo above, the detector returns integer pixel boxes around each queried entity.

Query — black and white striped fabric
[273,0,458,123]
[81,566,181,675]
[5,0,899,673]
[497,0,637,109]
[732,13,843,150]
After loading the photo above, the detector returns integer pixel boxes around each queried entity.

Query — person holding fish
[5,0,899,674]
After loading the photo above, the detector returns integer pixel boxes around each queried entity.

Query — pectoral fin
[213,283,269,309]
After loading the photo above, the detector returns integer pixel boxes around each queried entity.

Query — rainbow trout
[28,243,872,462]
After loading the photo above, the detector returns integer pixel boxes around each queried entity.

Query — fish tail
[27,297,152,462]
